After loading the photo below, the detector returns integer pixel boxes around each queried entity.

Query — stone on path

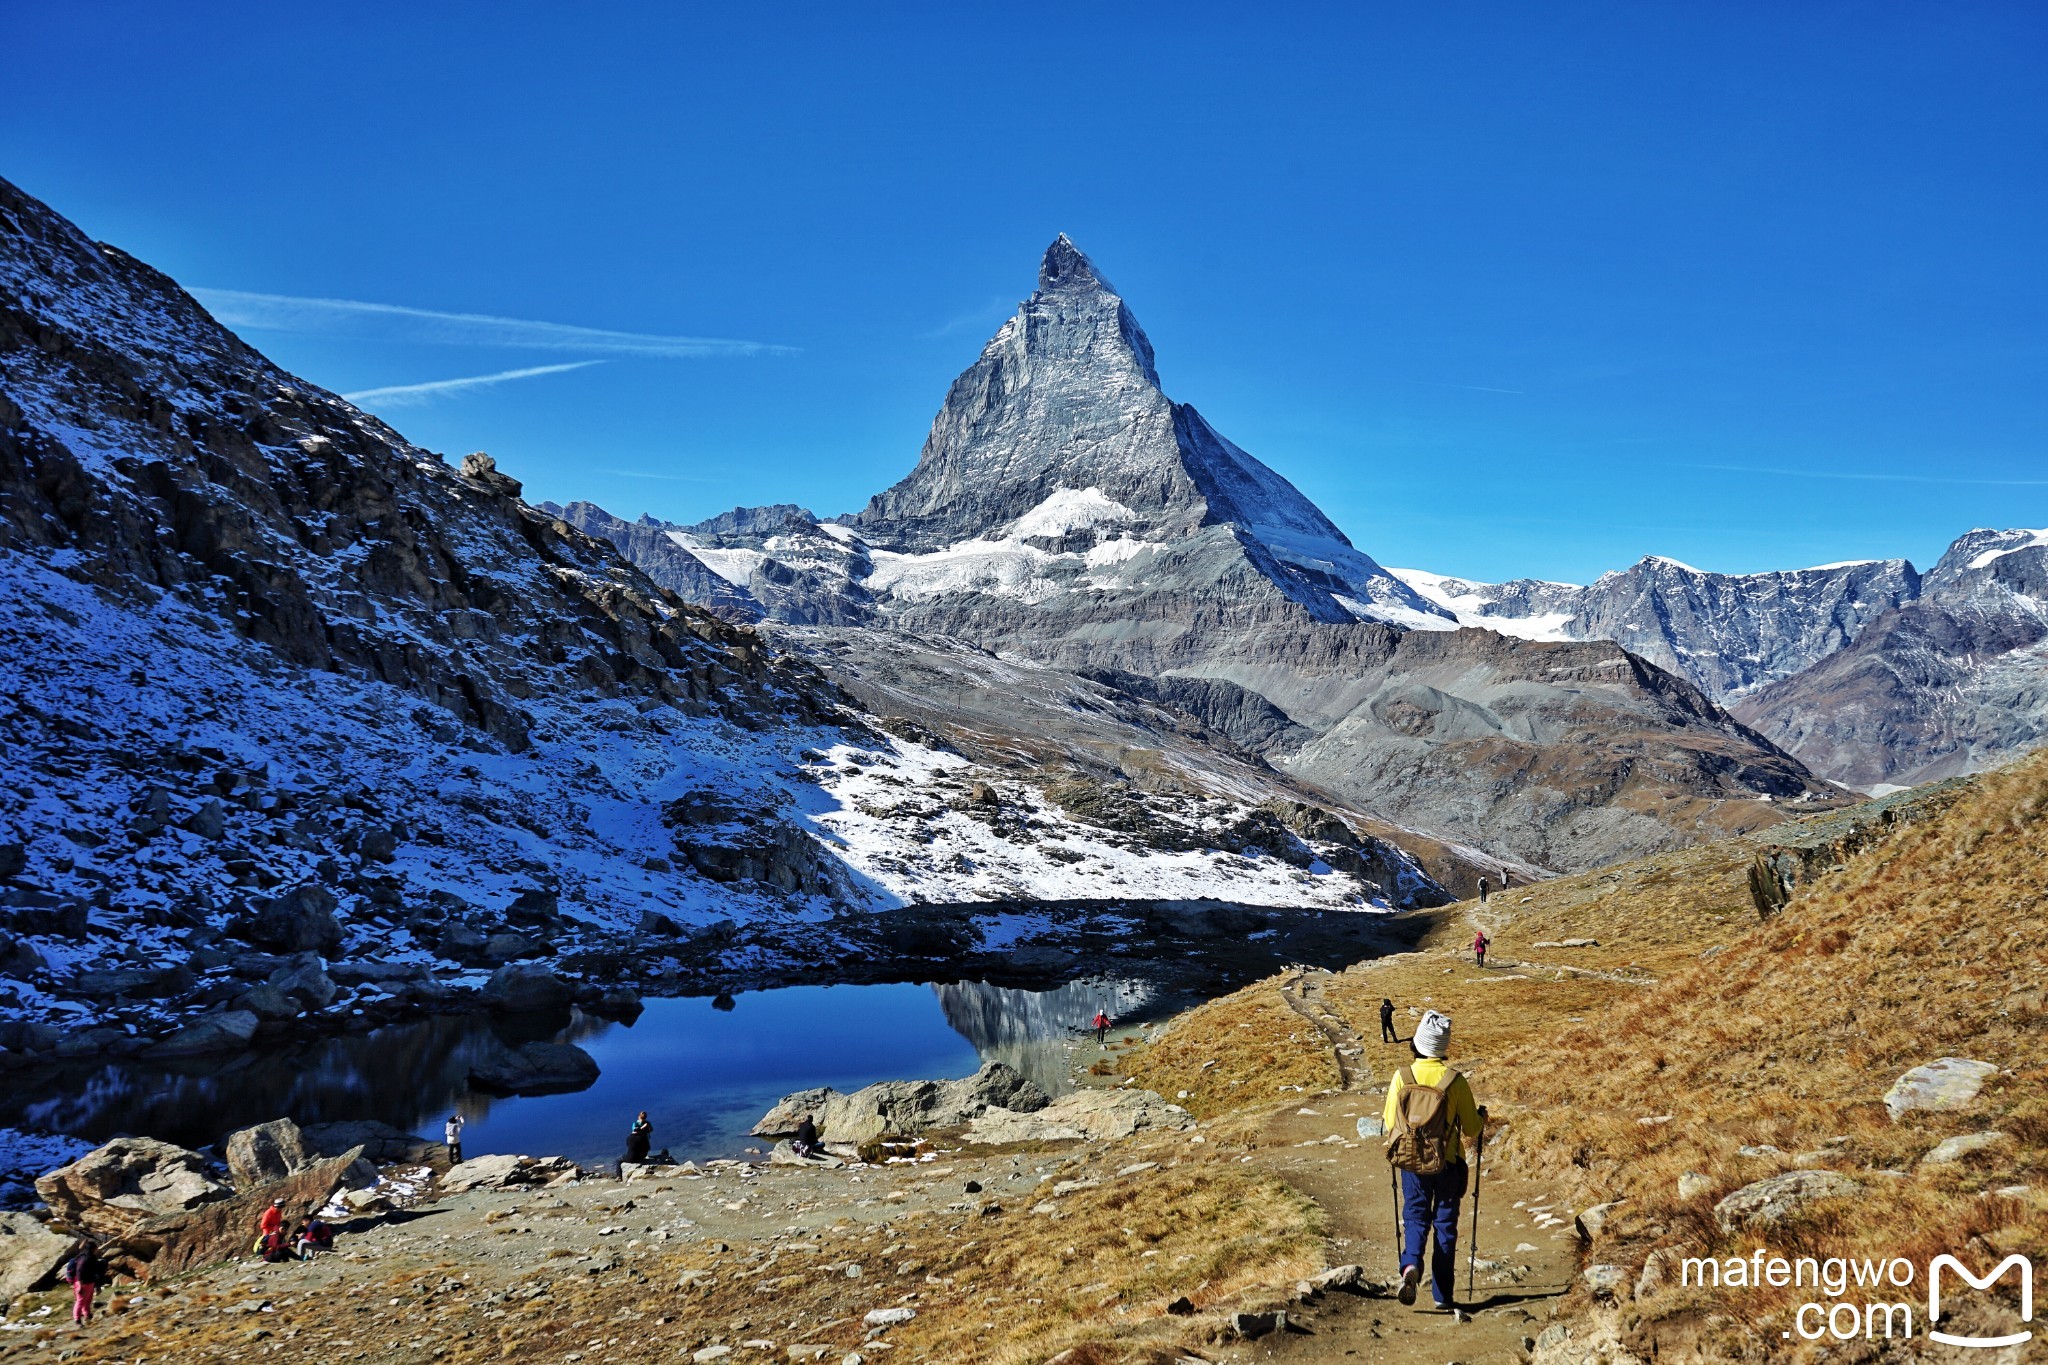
[1921,1131,2009,1165]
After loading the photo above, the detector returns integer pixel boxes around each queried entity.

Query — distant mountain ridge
[1392,530,2048,789]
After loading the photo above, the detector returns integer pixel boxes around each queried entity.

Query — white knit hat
[1415,1009,1452,1058]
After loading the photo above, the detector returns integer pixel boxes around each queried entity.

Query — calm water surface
[8,976,1171,1166]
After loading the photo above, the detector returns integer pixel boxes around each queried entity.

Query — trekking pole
[1389,1164,1404,1279]
[1467,1107,1487,1303]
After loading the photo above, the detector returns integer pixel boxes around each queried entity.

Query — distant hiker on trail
[792,1114,822,1159]
[258,1198,285,1239]
[61,1243,106,1326]
[1379,997,1398,1043]
[623,1110,653,1169]
[1473,930,1489,967]
[1382,1009,1485,1313]
[1477,877,1489,903]
[445,1113,464,1164]
[1092,1008,1111,1044]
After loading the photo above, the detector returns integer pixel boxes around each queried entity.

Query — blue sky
[8,3,2044,582]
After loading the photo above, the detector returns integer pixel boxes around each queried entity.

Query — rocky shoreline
[0,896,1421,1071]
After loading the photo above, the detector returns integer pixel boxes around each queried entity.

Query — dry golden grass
[1120,977,1341,1119]
[1485,751,2048,1354]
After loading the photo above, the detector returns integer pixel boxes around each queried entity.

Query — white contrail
[342,361,602,408]
[191,288,796,358]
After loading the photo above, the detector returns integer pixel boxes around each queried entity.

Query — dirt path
[1236,982,1580,1365]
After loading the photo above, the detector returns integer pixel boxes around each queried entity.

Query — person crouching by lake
[621,1110,653,1172]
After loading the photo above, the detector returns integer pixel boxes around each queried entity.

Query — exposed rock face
[1712,1170,1865,1232]
[541,501,763,623]
[1736,530,2048,789]
[964,1087,1193,1143]
[480,964,575,1015]
[753,1061,1049,1144]
[1393,557,1922,699]
[439,1153,579,1192]
[34,1138,232,1240]
[0,1211,74,1307]
[1883,1057,1999,1121]
[121,1148,375,1278]
[223,1117,317,1188]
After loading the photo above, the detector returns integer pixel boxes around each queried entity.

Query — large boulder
[0,1211,75,1308]
[1713,1171,1866,1232]
[223,1118,316,1188]
[35,1138,233,1240]
[266,956,339,1010]
[1884,1058,1998,1121]
[965,1088,1193,1144]
[236,885,342,955]
[147,1009,260,1057]
[481,963,574,1014]
[752,1087,840,1138]
[755,1063,1050,1145]
[468,1041,599,1096]
[121,1148,376,1278]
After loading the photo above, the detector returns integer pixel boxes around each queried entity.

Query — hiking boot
[1398,1264,1419,1305]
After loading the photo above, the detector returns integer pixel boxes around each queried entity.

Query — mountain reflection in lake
[7,976,1172,1167]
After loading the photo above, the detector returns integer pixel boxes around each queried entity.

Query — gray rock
[266,957,338,1009]
[185,797,228,840]
[1677,1170,1712,1201]
[236,885,341,955]
[756,1062,1049,1145]
[439,1154,578,1192]
[468,1041,599,1096]
[1884,1058,1999,1121]
[223,1118,317,1188]
[148,1008,261,1057]
[1229,1310,1278,1340]
[1713,1171,1865,1232]
[233,982,301,1020]
[1582,1264,1630,1300]
[481,963,574,1014]
[966,1087,1193,1144]
[1921,1131,2009,1166]
[482,931,546,963]
[35,1137,233,1239]
[862,1307,915,1327]
[0,1211,74,1308]
[769,1142,844,1169]
[1574,1200,1624,1240]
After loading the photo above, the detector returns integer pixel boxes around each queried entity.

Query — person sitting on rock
[791,1114,822,1159]
[620,1110,653,1172]
[258,1228,293,1264]
[304,1215,335,1253]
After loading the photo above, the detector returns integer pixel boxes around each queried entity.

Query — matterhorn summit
[844,235,1448,651]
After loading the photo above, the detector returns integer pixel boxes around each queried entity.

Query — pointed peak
[1039,234,1113,293]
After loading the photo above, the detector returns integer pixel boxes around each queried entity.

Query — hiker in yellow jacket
[1384,1009,1484,1310]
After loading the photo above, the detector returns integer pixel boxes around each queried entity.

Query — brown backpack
[1382,1064,1459,1174]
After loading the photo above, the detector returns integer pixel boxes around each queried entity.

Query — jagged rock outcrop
[34,1138,232,1240]
[1393,557,1922,698]
[752,1061,1050,1144]
[538,501,763,623]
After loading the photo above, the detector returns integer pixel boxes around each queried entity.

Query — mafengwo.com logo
[1680,1248,2033,1347]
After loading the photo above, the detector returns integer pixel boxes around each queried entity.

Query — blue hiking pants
[1400,1162,1469,1307]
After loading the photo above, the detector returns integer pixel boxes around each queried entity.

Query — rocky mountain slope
[574,237,1842,872]
[1396,529,2048,791]
[0,178,1451,1057]
[1733,527,2048,790]
[1391,555,1922,698]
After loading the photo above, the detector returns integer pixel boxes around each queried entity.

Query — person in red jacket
[1091,1008,1110,1044]
[258,1199,285,1238]
[1472,930,1489,968]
